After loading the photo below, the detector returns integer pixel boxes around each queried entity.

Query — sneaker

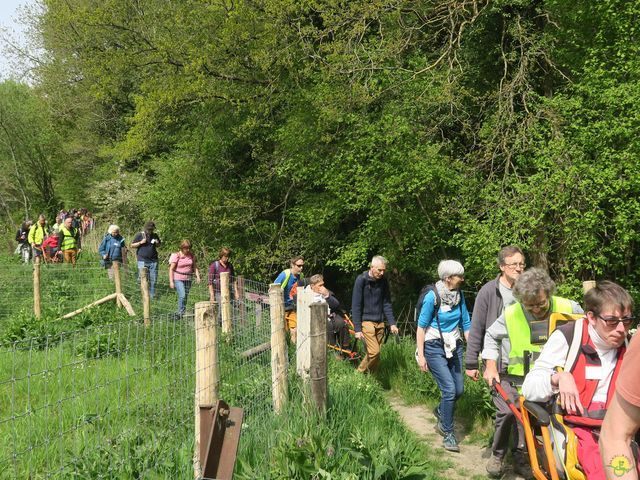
[442,432,460,452]
[512,450,532,478]
[486,454,504,478]
[436,420,446,437]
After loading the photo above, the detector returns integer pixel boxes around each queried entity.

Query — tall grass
[235,359,453,479]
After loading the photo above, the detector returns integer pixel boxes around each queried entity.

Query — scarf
[435,280,460,307]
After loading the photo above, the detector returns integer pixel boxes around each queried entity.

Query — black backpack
[415,284,464,336]
[415,284,441,325]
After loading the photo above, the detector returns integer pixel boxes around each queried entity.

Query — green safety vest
[59,226,78,251]
[505,296,574,377]
[28,223,47,245]
[279,269,304,290]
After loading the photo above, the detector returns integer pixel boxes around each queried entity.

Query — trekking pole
[491,379,524,425]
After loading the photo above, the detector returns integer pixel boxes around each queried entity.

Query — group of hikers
[274,248,640,479]
[14,208,90,265]
[97,221,236,321]
[15,215,640,478]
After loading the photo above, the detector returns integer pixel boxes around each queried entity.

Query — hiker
[308,274,351,356]
[98,225,127,280]
[464,246,528,476]
[600,336,640,480]
[169,239,201,319]
[274,255,305,344]
[523,281,633,480]
[481,268,583,471]
[59,216,81,265]
[351,255,398,373]
[131,221,161,299]
[416,260,470,452]
[28,214,49,263]
[51,216,62,234]
[208,247,238,304]
[15,220,32,263]
[41,232,61,262]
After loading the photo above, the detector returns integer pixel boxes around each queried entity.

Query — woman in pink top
[169,239,201,318]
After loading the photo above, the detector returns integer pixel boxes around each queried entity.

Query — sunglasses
[597,314,635,327]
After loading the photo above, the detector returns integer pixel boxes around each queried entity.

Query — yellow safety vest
[59,226,78,251]
[505,296,574,377]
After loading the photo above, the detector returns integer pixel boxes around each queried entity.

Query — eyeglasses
[294,263,304,268]
[597,314,635,327]
[522,299,549,310]
[504,262,526,269]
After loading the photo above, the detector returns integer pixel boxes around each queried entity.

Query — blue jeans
[424,338,464,433]
[137,260,158,299]
[174,279,192,315]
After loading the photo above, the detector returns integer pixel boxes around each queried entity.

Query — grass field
[0,248,459,479]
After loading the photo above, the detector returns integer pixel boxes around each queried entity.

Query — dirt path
[387,394,527,480]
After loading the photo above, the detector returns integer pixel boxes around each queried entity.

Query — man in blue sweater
[351,255,398,373]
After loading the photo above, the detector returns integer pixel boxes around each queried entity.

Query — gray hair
[438,260,465,280]
[497,245,524,266]
[370,255,388,267]
[108,224,120,235]
[513,268,555,303]
[309,274,324,286]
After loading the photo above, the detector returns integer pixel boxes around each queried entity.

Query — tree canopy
[4,0,640,302]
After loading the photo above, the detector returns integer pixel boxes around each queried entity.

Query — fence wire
[0,259,282,479]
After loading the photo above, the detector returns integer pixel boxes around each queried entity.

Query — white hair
[108,224,120,235]
[370,255,388,267]
[437,260,464,280]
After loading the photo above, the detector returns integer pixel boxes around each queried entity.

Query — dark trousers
[327,313,350,351]
[492,379,525,458]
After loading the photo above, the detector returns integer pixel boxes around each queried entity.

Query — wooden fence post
[237,275,246,326]
[141,267,151,326]
[220,272,232,335]
[194,301,219,478]
[113,261,122,308]
[33,261,41,319]
[269,284,288,413]
[296,288,313,378]
[309,302,327,415]
[583,280,596,293]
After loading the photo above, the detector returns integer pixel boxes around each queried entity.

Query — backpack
[415,284,441,324]
[415,284,464,338]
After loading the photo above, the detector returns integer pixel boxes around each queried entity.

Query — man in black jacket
[464,245,528,477]
[351,255,397,373]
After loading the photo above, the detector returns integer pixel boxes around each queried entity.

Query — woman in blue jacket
[416,260,470,453]
[98,225,127,279]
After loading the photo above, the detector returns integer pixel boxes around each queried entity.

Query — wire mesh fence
[0,256,282,479]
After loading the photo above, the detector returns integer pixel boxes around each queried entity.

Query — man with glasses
[351,255,398,373]
[465,246,529,476]
[482,268,582,474]
[523,281,633,480]
[274,256,305,344]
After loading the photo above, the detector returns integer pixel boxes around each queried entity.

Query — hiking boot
[512,450,532,478]
[442,432,460,452]
[486,454,504,478]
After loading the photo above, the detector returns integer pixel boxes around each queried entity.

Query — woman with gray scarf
[416,260,471,452]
